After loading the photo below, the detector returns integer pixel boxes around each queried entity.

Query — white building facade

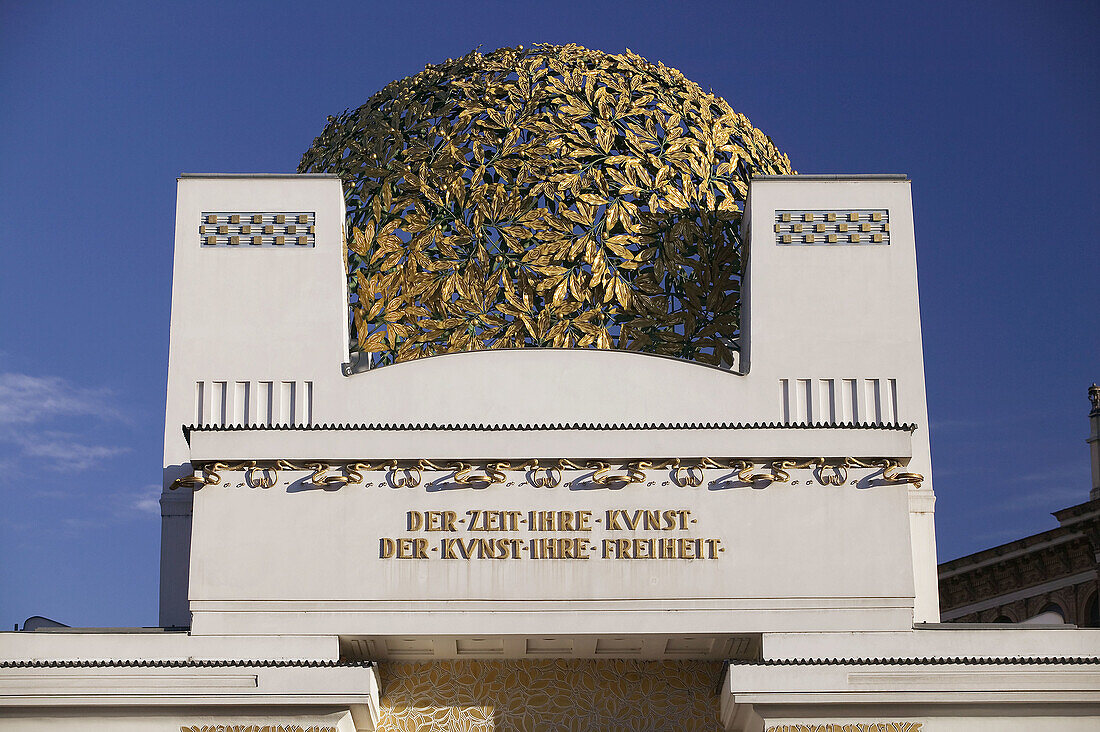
[2,174,1098,731]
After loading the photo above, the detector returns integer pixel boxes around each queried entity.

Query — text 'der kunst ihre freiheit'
[380,508,724,561]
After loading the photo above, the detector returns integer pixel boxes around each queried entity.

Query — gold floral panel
[375,659,724,731]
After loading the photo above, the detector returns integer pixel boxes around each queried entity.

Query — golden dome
[299,43,792,367]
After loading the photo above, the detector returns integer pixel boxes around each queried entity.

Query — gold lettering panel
[376,659,723,731]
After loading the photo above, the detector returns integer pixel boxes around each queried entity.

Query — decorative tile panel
[775,209,889,246]
[375,659,723,731]
[199,212,315,247]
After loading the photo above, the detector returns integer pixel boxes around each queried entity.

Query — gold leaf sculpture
[299,44,793,368]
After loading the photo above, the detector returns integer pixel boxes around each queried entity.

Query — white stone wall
[161,174,940,633]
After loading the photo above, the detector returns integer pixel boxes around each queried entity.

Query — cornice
[184,420,917,441]
[0,658,371,669]
[731,656,1100,666]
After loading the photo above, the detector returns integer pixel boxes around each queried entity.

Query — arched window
[1084,594,1099,628]
[1021,603,1066,624]
[1040,602,1065,619]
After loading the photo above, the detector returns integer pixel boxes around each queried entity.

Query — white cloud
[14,431,130,470]
[0,372,128,471]
[60,517,101,531]
[970,526,1032,546]
[929,418,990,431]
[988,465,1090,513]
[125,484,161,516]
[0,372,119,425]
[997,484,1086,513]
[90,485,164,526]
[1006,466,1085,485]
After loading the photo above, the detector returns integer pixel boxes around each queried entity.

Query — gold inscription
[529,537,593,559]
[766,724,923,732]
[605,508,689,530]
[528,509,591,531]
[601,537,721,559]
[379,537,428,559]
[407,510,459,531]
[181,726,337,732]
[440,537,525,559]
[468,509,524,531]
[380,508,723,560]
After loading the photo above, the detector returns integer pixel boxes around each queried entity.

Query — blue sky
[1,1,1097,628]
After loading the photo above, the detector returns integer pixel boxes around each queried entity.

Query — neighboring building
[2,46,1099,732]
[938,386,1100,627]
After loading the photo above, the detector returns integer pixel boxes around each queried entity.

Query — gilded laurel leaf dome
[299,43,792,368]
